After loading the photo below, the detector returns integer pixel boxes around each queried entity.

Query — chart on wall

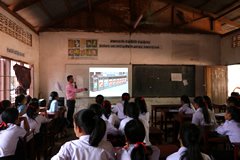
[68,39,98,59]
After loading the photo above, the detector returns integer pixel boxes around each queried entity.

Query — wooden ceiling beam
[9,0,40,12]
[215,4,240,20]
[220,17,240,28]
[215,1,240,16]
[0,1,38,33]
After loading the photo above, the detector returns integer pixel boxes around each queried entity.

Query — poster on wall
[68,39,98,59]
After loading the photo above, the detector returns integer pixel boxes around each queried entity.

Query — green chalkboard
[133,65,195,97]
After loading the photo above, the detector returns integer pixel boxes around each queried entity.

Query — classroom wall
[0,7,39,97]
[39,32,220,111]
[221,30,240,65]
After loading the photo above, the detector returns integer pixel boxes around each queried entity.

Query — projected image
[89,67,128,97]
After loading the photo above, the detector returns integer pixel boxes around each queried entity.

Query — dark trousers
[67,100,75,126]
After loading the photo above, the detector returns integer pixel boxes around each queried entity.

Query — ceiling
[0,0,239,35]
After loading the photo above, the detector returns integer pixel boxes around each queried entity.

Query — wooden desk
[215,112,225,124]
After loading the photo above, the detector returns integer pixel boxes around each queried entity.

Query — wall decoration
[68,39,98,59]
[232,34,240,48]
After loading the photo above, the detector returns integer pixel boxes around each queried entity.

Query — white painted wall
[39,32,220,111]
[221,30,240,65]
[0,7,39,97]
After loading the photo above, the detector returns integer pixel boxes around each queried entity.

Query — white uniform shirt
[119,116,151,146]
[0,123,26,157]
[192,108,216,126]
[112,102,126,120]
[51,135,114,160]
[23,114,50,134]
[139,112,150,123]
[179,104,195,114]
[216,120,240,143]
[48,100,59,113]
[101,115,119,140]
[108,113,120,127]
[166,146,211,160]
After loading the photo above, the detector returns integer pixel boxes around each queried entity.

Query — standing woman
[66,75,88,127]
[51,109,114,160]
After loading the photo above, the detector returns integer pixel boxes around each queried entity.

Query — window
[0,56,33,102]
[228,64,240,96]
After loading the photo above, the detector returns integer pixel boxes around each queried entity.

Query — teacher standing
[66,75,88,127]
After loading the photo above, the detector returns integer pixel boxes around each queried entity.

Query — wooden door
[205,66,227,104]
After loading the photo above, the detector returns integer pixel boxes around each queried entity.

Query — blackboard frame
[132,65,195,97]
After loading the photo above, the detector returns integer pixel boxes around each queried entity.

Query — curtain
[13,64,31,94]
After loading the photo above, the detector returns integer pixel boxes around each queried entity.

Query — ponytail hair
[124,119,148,160]
[180,123,203,160]
[47,91,58,109]
[203,96,213,111]
[0,108,19,130]
[135,97,147,114]
[194,96,210,124]
[122,93,130,115]
[125,102,140,119]
[74,109,106,147]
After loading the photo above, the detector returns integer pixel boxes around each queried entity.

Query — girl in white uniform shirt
[119,102,160,160]
[112,92,130,121]
[167,123,211,160]
[102,100,120,128]
[47,91,60,113]
[179,95,195,114]
[215,107,240,143]
[0,108,27,158]
[117,119,152,160]
[192,96,217,126]
[135,97,150,123]
[51,109,114,160]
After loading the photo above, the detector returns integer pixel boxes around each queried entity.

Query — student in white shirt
[51,109,114,160]
[216,107,240,143]
[135,97,150,123]
[102,100,120,128]
[0,108,27,158]
[15,94,27,116]
[112,92,130,121]
[192,96,216,126]
[166,123,211,160]
[119,102,160,160]
[117,119,152,160]
[179,95,195,114]
[47,91,60,113]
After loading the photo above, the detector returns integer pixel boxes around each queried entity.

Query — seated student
[119,102,160,160]
[89,103,119,137]
[0,100,11,123]
[102,100,120,128]
[179,95,195,114]
[192,96,217,126]
[112,93,130,121]
[96,94,104,106]
[226,96,240,107]
[51,109,114,160]
[167,123,211,160]
[22,98,50,135]
[135,97,150,123]
[47,91,60,114]
[0,108,27,158]
[117,119,153,160]
[15,94,27,116]
[215,107,240,143]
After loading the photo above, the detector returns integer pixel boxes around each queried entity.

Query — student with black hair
[192,96,216,126]
[51,109,114,160]
[95,94,104,106]
[166,123,211,160]
[112,92,130,121]
[117,119,150,160]
[179,95,195,114]
[15,94,27,116]
[119,102,160,160]
[47,91,60,113]
[135,97,150,123]
[0,100,11,123]
[102,100,120,128]
[0,108,27,158]
[215,107,240,143]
